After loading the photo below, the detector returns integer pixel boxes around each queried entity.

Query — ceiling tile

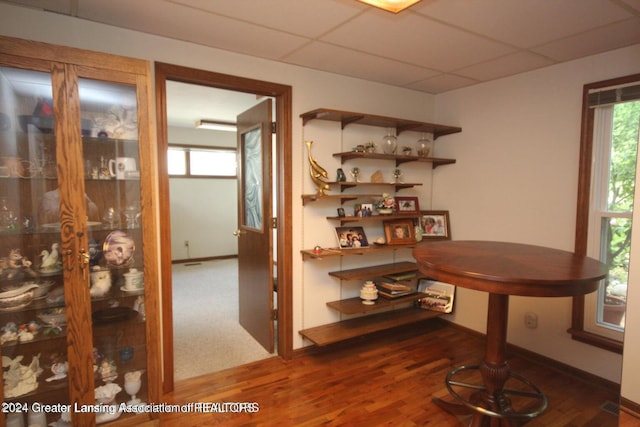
[455,51,556,82]
[321,10,516,71]
[532,18,640,61]
[414,0,635,48]
[283,41,440,86]
[405,73,478,94]
[167,0,365,38]
[77,0,310,59]
[4,0,73,14]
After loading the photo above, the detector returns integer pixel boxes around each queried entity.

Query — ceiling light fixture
[195,119,237,132]
[356,0,422,13]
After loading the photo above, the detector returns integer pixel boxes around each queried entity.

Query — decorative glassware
[350,167,360,183]
[381,129,397,154]
[124,370,144,405]
[416,133,433,158]
[392,168,402,183]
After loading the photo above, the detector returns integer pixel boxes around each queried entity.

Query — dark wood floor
[160,319,621,426]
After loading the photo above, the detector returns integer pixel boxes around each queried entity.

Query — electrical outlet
[184,240,189,247]
[524,312,538,329]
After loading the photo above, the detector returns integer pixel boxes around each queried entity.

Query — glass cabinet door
[78,76,148,423]
[0,66,71,424]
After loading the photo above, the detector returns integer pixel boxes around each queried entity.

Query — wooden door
[236,100,274,353]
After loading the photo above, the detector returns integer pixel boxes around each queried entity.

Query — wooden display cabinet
[0,36,160,426]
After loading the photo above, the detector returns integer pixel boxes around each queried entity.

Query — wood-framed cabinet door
[0,36,159,427]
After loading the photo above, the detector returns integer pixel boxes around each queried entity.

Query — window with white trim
[572,75,640,351]
[168,145,237,178]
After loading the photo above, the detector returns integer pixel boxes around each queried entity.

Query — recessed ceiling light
[357,0,422,13]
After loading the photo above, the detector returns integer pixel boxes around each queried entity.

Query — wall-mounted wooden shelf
[299,308,441,346]
[327,261,417,281]
[333,151,456,168]
[301,181,422,205]
[300,107,460,346]
[299,108,461,140]
[326,214,419,224]
[301,244,415,260]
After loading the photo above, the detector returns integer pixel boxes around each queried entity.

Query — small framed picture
[360,203,374,217]
[335,226,369,249]
[420,210,451,240]
[383,219,415,245]
[395,196,420,215]
[337,208,346,218]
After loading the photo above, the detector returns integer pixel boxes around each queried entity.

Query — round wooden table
[413,241,607,426]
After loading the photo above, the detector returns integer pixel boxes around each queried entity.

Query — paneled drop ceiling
[3,0,640,95]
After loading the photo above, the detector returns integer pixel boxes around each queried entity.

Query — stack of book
[376,281,415,299]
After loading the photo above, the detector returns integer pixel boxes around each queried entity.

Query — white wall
[167,127,237,260]
[3,2,639,395]
[434,45,640,387]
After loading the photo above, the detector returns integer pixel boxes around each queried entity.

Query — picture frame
[335,226,369,249]
[383,219,415,245]
[337,207,345,218]
[360,203,374,217]
[420,210,451,240]
[395,196,420,215]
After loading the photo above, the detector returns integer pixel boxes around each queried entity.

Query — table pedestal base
[434,294,547,426]
[433,365,547,426]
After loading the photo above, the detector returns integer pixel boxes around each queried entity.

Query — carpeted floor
[172,258,273,381]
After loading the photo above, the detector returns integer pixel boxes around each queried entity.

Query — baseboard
[620,397,640,418]
[172,254,237,264]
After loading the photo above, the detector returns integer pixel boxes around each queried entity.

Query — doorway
[155,63,292,393]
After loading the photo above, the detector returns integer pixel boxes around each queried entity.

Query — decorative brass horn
[305,140,330,196]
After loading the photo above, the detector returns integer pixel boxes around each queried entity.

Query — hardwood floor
[160,319,621,426]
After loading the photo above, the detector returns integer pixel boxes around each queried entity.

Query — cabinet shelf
[333,151,456,169]
[299,307,441,346]
[301,243,415,260]
[300,108,461,139]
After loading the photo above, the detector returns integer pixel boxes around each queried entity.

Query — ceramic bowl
[38,308,67,326]
[31,280,55,299]
[0,283,38,310]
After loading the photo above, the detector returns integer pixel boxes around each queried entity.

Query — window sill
[567,328,623,354]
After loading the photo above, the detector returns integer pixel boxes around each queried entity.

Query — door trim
[154,62,293,393]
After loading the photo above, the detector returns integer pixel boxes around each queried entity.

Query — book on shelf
[376,282,416,299]
[383,271,418,282]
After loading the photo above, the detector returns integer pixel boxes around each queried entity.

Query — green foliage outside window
[604,101,640,302]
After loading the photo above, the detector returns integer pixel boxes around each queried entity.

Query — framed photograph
[360,203,374,217]
[420,210,451,240]
[335,226,369,249]
[383,219,415,245]
[395,196,420,215]
[337,208,346,218]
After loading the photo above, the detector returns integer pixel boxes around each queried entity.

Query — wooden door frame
[154,62,293,393]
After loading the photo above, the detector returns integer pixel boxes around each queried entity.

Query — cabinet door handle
[65,249,74,271]
[78,248,90,280]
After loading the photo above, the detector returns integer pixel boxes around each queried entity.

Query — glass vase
[416,133,433,158]
[381,129,397,154]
